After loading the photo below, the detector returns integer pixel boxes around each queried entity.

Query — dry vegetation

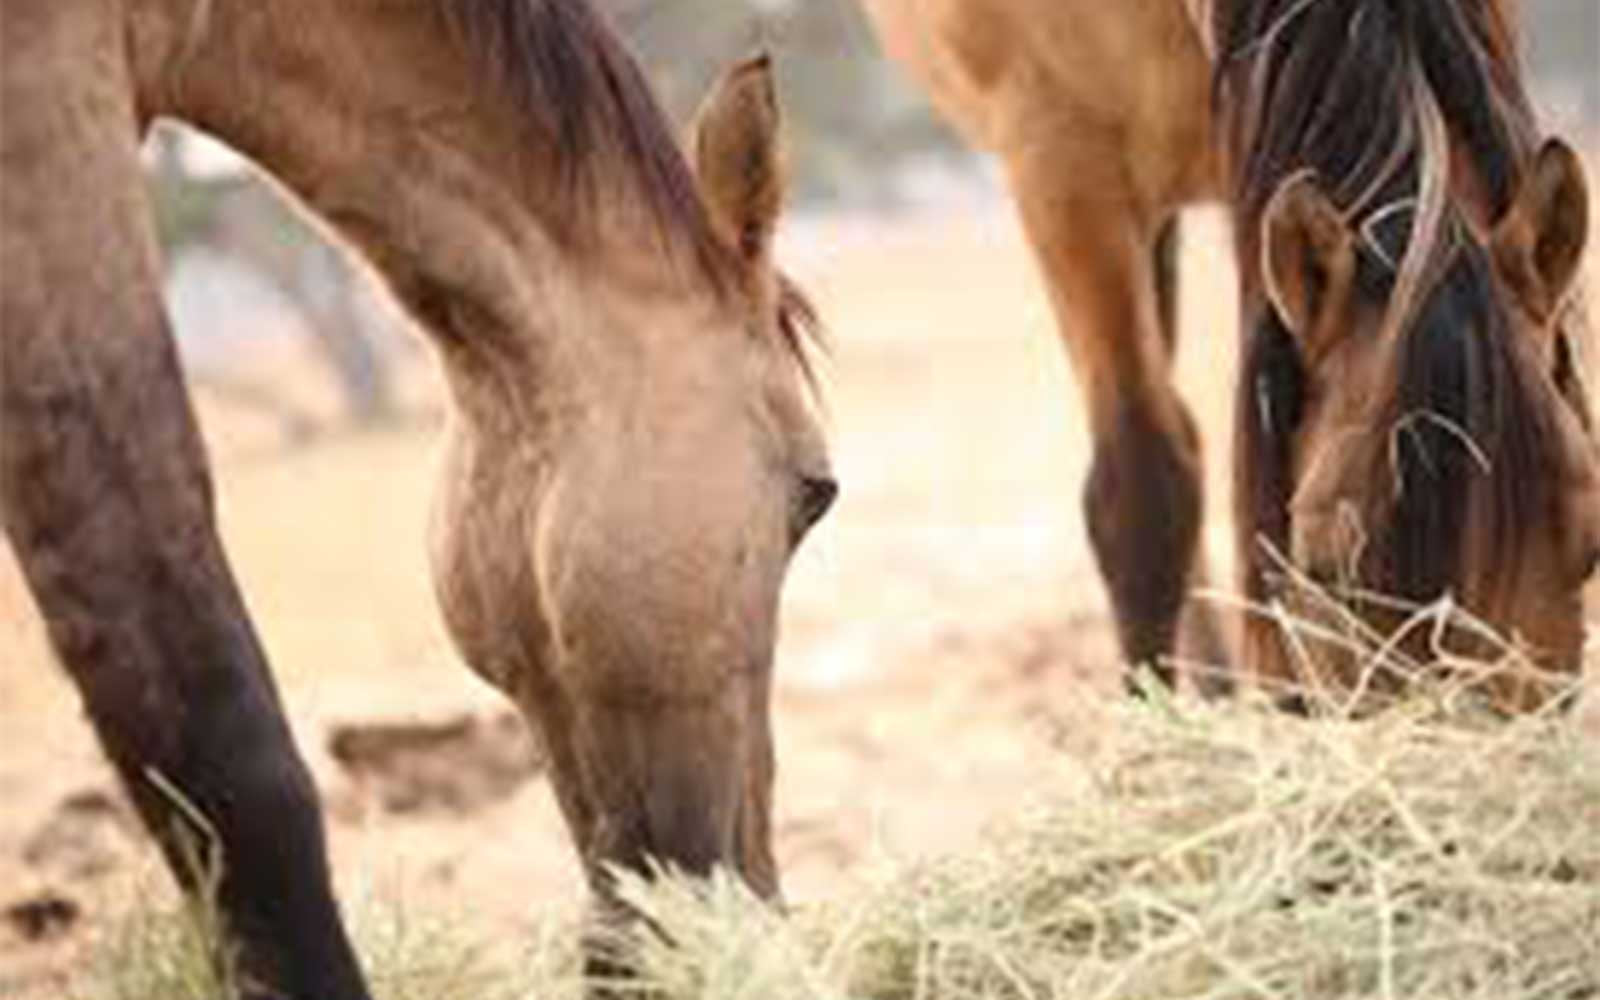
[4,174,1600,997]
[63,682,1600,1000]
[620,687,1600,1000]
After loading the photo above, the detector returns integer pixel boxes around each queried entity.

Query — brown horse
[862,0,1594,708]
[2,2,831,996]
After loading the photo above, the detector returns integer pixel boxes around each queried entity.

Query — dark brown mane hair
[1368,238,1558,605]
[439,0,823,373]
[442,0,725,270]
[1218,0,1559,603]
[1213,0,1535,232]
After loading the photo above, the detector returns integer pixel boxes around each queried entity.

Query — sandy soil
[3,192,1598,995]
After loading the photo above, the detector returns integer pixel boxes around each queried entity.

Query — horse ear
[691,53,785,265]
[1492,138,1589,325]
[1261,174,1356,363]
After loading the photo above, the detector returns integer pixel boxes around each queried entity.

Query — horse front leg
[1004,146,1209,693]
[0,8,368,997]
[0,200,372,1000]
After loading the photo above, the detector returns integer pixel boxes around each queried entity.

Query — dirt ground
[3,192,1598,995]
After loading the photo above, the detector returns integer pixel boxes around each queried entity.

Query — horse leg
[1005,151,1205,692]
[1152,216,1183,356]
[1151,218,1235,697]
[0,10,368,998]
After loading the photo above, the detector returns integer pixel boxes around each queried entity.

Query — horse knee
[1084,400,1204,674]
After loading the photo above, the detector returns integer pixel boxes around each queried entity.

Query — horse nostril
[796,474,839,531]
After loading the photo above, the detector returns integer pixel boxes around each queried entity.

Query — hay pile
[72,683,1599,999]
[620,688,1600,1000]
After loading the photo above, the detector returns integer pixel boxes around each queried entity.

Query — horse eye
[792,474,838,541]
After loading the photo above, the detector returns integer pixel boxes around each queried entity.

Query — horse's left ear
[691,53,786,266]
[1492,138,1589,324]
[1261,172,1357,365]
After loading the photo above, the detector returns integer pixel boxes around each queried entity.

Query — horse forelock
[1369,243,1561,606]
[1239,235,1565,607]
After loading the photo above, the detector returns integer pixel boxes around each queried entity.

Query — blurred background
[2,2,1596,992]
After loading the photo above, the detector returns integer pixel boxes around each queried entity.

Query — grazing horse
[2,1,832,996]
[861,0,1595,707]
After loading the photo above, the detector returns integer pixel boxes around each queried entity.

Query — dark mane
[1223,0,1551,604]
[1214,0,1535,230]
[442,0,724,271]
[1238,228,1564,612]
[440,0,821,368]
[1369,240,1554,605]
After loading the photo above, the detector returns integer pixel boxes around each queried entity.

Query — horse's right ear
[691,53,785,268]
[1492,138,1588,326]
[1261,174,1357,364]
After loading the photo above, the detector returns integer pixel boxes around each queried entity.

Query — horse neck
[130,0,707,405]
